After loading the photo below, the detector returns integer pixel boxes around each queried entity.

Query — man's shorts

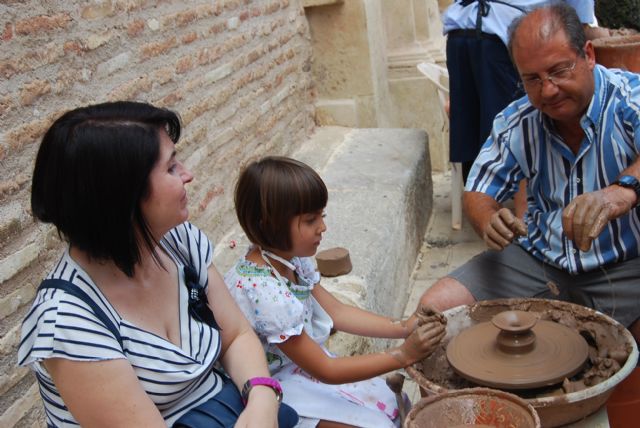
[448,244,640,328]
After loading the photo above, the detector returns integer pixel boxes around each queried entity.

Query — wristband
[241,377,283,404]
[612,175,640,206]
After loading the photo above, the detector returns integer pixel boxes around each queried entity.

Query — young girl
[225,156,446,428]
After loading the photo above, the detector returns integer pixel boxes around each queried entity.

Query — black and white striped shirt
[18,222,223,427]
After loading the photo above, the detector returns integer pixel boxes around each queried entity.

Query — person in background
[442,0,600,216]
[421,3,640,346]
[18,101,293,427]
[226,156,447,428]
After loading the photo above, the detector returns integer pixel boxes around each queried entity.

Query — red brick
[198,186,224,212]
[175,56,194,74]
[181,32,198,44]
[2,23,13,41]
[0,59,18,79]
[127,19,145,37]
[54,69,84,94]
[7,116,52,152]
[208,22,226,35]
[0,95,13,118]
[108,76,152,100]
[176,10,198,27]
[114,0,146,13]
[160,91,182,107]
[63,41,85,55]
[15,14,72,35]
[246,47,264,65]
[140,36,177,59]
[224,0,242,11]
[264,1,281,15]
[81,3,114,19]
[213,3,224,16]
[239,11,250,22]
[20,79,51,106]
[154,66,175,85]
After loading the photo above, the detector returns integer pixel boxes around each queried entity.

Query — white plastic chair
[417,61,463,230]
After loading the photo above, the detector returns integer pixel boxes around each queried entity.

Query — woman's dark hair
[235,156,328,251]
[31,101,181,276]
[508,1,587,60]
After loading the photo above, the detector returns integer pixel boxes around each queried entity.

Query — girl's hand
[386,321,446,366]
[235,386,279,428]
[400,305,446,337]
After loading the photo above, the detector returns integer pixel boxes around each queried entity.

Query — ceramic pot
[406,298,639,428]
[592,34,640,72]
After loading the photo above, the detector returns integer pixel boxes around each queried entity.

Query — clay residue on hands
[388,320,446,367]
[416,305,447,327]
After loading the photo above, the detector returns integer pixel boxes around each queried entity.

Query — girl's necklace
[260,249,296,271]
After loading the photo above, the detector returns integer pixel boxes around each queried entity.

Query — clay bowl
[593,34,640,73]
[404,387,541,428]
[406,298,639,427]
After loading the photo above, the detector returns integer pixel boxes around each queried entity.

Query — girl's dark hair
[31,101,181,276]
[235,156,328,251]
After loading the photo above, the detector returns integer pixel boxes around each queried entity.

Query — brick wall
[0,1,315,426]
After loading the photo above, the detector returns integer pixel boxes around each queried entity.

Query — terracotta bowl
[404,387,541,428]
[593,34,640,73]
[406,298,639,428]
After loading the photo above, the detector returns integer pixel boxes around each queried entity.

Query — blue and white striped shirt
[467,65,640,274]
[18,222,223,427]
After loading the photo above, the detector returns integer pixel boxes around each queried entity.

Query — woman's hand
[235,387,280,428]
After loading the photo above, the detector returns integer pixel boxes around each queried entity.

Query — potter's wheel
[446,310,589,389]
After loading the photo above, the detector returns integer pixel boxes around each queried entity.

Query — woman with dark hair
[18,101,295,427]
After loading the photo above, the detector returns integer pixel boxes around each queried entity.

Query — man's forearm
[463,191,502,238]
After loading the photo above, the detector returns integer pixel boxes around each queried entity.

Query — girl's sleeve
[225,267,305,344]
[18,289,124,368]
[295,257,321,286]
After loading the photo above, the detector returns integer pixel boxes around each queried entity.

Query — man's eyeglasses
[518,62,576,91]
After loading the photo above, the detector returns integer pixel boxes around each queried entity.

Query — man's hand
[562,187,635,252]
[483,207,527,250]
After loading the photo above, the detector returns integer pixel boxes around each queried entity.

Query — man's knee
[419,277,476,312]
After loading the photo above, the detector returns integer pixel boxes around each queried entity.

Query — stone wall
[305,0,450,171]
[0,1,315,426]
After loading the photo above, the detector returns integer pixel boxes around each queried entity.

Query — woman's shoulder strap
[38,279,123,347]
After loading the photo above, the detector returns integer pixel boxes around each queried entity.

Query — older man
[421,2,640,343]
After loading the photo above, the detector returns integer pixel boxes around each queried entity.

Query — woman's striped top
[18,222,223,427]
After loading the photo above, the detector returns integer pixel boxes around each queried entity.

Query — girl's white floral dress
[224,247,401,428]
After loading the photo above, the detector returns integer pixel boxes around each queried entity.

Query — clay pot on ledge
[592,33,640,73]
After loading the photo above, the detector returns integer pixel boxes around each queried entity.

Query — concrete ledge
[214,126,432,354]
[302,0,344,8]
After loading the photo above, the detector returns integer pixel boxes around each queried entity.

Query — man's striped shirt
[467,64,640,274]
